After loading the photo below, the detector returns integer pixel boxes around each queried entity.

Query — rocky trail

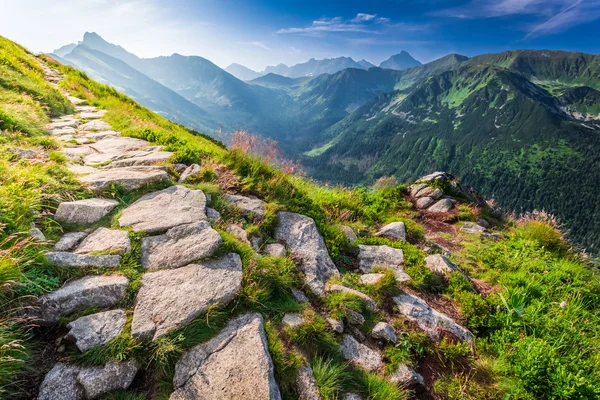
[28,65,496,399]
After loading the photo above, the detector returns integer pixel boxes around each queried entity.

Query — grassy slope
[1,35,599,399]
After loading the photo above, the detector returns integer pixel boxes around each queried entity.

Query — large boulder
[393,294,474,343]
[171,313,281,400]
[275,212,339,296]
[37,275,129,326]
[119,185,207,233]
[141,221,222,270]
[131,253,242,340]
[37,363,82,400]
[45,252,121,269]
[74,228,131,254]
[375,222,406,241]
[340,335,381,372]
[55,198,118,225]
[65,309,127,352]
[78,166,169,191]
[225,194,267,219]
[357,245,410,282]
[427,198,455,213]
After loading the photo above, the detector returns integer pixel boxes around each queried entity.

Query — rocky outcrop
[55,198,118,225]
[66,310,127,352]
[74,228,131,254]
[78,166,169,191]
[131,253,242,340]
[376,222,406,241]
[45,252,121,268]
[171,313,281,400]
[340,335,381,371]
[393,294,474,343]
[357,245,410,282]
[225,194,267,219]
[141,221,222,270]
[119,185,207,233]
[275,212,339,296]
[37,275,128,326]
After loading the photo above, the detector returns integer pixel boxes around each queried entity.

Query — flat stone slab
[275,212,339,296]
[84,130,121,141]
[49,127,77,135]
[171,313,281,399]
[37,275,129,325]
[357,245,410,282]
[74,227,131,254]
[67,164,98,175]
[393,293,474,343]
[141,221,222,270]
[66,309,127,352]
[119,185,207,233]
[90,137,149,154]
[79,110,107,119]
[460,222,487,233]
[225,194,267,219]
[55,231,89,252]
[106,151,173,168]
[76,105,96,112]
[131,253,242,340]
[47,119,80,129]
[79,120,112,131]
[78,166,169,191]
[427,198,455,213]
[340,335,381,372]
[46,252,121,268]
[55,198,118,225]
[38,361,137,400]
[376,222,406,241]
[61,146,94,159]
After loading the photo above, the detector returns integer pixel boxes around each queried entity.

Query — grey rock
[37,363,82,400]
[76,105,96,112]
[47,119,80,130]
[327,317,344,333]
[131,253,242,340]
[291,288,309,303]
[50,127,77,136]
[297,365,320,400]
[30,227,46,241]
[424,254,461,275]
[67,164,97,175]
[479,218,491,228]
[37,275,128,325]
[389,363,424,387]
[178,163,202,182]
[55,198,118,225]
[359,273,385,285]
[68,96,86,105]
[227,223,251,245]
[66,309,127,352]
[206,207,221,222]
[344,394,363,400]
[409,183,428,197]
[427,198,455,213]
[78,166,169,191]
[79,110,107,119]
[345,309,365,326]
[119,185,207,233]
[79,120,111,131]
[89,137,148,154]
[393,293,474,343]
[74,228,131,254]
[482,232,504,241]
[416,171,453,184]
[55,232,89,251]
[84,130,120,141]
[376,222,406,241]
[226,194,267,219]
[174,163,187,173]
[340,335,381,372]
[46,252,121,268]
[340,225,358,242]
[141,221,222,270]
[371,322,397,344]
[9,147,45,159]
[415,186,442,199]
[171,313,281,400]
[357,245,410,282]
[460,222,487,233]
[416,196,435,209]
[77,361,138,399]
[263,243,287,257]
[251,235,262,250]
[275,212,339,296]
[106,151,173,168]
[326,284,378,312]
[282,313,305,328]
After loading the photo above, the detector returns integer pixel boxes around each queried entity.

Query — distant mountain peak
[225,63,263,81]
[380,51,422,70]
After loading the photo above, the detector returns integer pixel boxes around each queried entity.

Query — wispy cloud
[435,0,600,37]
[238,41,272,51]
[277,13,391,35]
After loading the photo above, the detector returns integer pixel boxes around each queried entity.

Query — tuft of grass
[265,321,303,397]
[311,357,350,400]
[287,310,340,358]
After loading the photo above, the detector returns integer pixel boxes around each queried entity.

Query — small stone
[357,245,410,282]
[251,236,262,250]
[141,221,222,270]
[227,223,251,245]
[79,110,107,119]
[297,365,320,400]
[327,318,344,333]
[344,393,363,400]
[178,163,202,182]
[74,228,131,254]
[359,273,385,285]
[225,194,267,219]
[79,120,111,131]
[78,166,169,191]
[119,185,207,233]
[340,225,358,242]
[340,335,381,372]
[427,198,455,213]
[206,207,221,222]
[77,361,138,399]
[264,243,287,257]
[65,309,127,352]
[46,252,121,268]
[282,313,305,328]
[291,288,309,303]
[345,309,364,326]
[30,227,46,241]
[479,218,490,228]
[389,363,424,387]
[376,222,406,241]
[55,198,118,225]
[174,163,187,173]
[416,196,435,209]
[55,232,89,252]
[424,254,461,275]
[460,222,487,233]
[371,322,398,344]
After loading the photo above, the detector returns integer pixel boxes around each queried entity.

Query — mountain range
[51,33,600,251]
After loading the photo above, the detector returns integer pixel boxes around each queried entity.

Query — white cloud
[277,13,391,35]
[352,13,377,23]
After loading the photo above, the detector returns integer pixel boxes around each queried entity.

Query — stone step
[77,166,169,191]
[54,198,119,224]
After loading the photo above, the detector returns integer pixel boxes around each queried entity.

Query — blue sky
[3,0,600,70]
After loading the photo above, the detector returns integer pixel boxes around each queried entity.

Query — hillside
[225,63,263,81]
[2,34,600,400]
